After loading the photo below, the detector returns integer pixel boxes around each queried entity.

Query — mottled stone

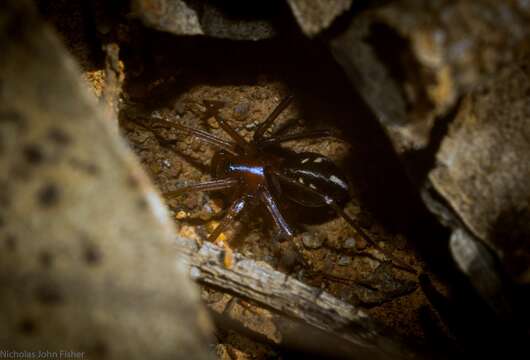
[342,237,356,249]
[301,232,324,249]
[287,0,352,37]
[133,0,277,40]
[330,0,530,153]
[429,59,530,284]
[337,255,351,266]
[0,1,212,358]
[449,228,511,317]
[133,0,203,36]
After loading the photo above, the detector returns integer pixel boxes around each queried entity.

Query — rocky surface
[287,0,352,37]
[132,0,278,40]
[330,0,530,153]
[428,60,530,285]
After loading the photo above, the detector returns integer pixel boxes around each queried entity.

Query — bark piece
[176,237,442,360]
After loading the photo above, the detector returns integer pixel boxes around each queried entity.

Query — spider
[154,96,415,273]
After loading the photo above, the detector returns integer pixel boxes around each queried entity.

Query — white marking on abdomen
[329,175,348,189]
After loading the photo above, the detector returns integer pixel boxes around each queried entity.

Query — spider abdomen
[280,152,350,208]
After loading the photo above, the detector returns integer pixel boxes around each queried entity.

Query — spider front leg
[208,194,248,268]
[163,178,239,198]
[258,186,295,239]
[164,178,241,268]
[214,114,254,153]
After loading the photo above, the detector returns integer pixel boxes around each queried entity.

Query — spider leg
[163,178,239,198]
[208,195,248,243]
[258,186,295,239]
[215,114,253,152]
[151,119,238,155]
[258,129,342,147]
[272,171,417,274]
[253,95,294,141]
[332,205,417,273]
[208,194,248,268]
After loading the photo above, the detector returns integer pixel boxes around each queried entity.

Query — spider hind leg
[272,170,417,274]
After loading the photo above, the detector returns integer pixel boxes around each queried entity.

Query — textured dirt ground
[40,3,450,358]
[116,37,438,353]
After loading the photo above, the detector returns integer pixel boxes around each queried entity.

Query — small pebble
[279,249,298,271]
[301,232,324,249]
[356,236,368,250]
[191,141,202,151]
[149,163,161,175]
[175,210,188,220]
[190,266,201,280]
[337,256,352,266]
[150,110,163,119]
[343,237,356,249]
[203,290,224,304]
[207,116,219,129]
[233,103,250,121]
[297,269,305,281]
[162,159,171,168]
[173,99,186,115]
[183,193,199,208]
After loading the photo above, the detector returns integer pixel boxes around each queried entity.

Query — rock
[286,0,352,37]
[428,59,530,284]
[449,229,511,318]
[132,0,277,40]
[337,255,351,266]
[233,102,250,121]
[330,0,530,153]
[301,232,324,249]
[0,1,212,358]
[355,235,368,250]
[132,0,204,36]
[343,237,356,249]
[200,3,277,41]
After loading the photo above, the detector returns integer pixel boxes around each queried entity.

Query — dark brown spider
[156,96,415,273]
